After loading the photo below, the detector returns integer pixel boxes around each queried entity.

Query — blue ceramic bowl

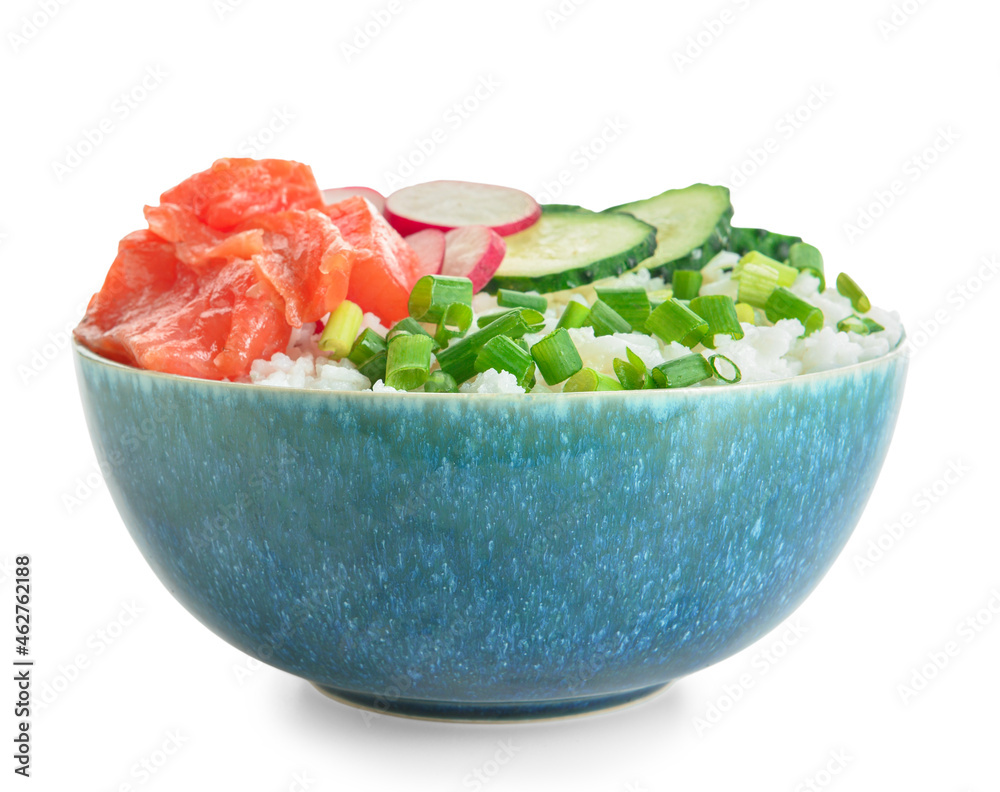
[74,341,907,720]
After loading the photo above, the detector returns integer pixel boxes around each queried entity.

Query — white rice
[244,253,903,392]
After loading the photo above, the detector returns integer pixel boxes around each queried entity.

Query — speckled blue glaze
[74,342,907,720]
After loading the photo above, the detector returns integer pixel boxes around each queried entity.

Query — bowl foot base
[311,681,670,722]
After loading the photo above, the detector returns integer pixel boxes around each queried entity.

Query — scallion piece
[736,259,781,308]
[734,302,755,325]
[836,273,871,313]
[613,358,644,390]
[476,307,545,331]
[475,335,536,388]
[408,275,473,323]
[586,300,633,337]
[387,317,439,350]
[555,300,591,330]
[347,328,388,368]
[594,288,651,332]
[689,295,744,349]
[614,347,652,390]
[626,347,647,375]
[434,302,473,346]
[475,311,506,329]
[862,317,885,333]
[765,287,824,336]
[788,242,825,291]
[647,288,673,308]
[650,354,714,389]
[518,308,546,331]
[737,251,798,288]
[497,289,547,313]
[709,354,742,384]
[357,351,387,384]
[836,314,869,335]
[563,368,624,392]
[435,310,533,384]
[423,370,458,393]
[318,300,363,359]
[671,270,703,301]
[385,333,433,391]
[530,328,583,385]
[645,298,709,348]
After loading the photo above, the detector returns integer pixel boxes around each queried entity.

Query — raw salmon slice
[161,158,325,231]
[324,196,423,323]
[238,210,357,327]
[74,230,290,380]
[144,203,264,267]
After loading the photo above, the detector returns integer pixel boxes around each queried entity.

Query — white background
[3,0,999,789]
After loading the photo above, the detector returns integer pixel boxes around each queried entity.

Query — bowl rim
[72,336,908,400]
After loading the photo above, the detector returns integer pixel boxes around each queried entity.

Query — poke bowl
[73,158,908,720]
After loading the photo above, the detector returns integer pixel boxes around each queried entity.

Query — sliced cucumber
[486,208,656,294]
[726,226,803,262]
[539,204,594,213]
[606,184,733,281]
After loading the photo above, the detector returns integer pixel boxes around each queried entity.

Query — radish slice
[441,226,507,292]
[322,187,386,214]
[404,229,446,284]
[385,181,541,237]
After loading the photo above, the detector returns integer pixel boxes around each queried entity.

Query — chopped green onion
[357,351,387,383]
[709,354,742,384]
[423,370,458,393]
[651,354,714,389]
[518,308,547,331]
[408,275,473,323]
[348,327,389,383]
[497,289,547,313]
[737,251,798,287]
[736,259,781,308]
[435,310,534,384]
[647,288,673,308]
[385,333,433,390]
[555,300,591,330]
[614,348,652,390]
[671,270,703,301]
[347,328,388,368]
[645,299,709,348]
[734,302,755,325]
[318,300,363,359]
[689,295,744,349]
[476,311,507,328]
[613,359,643,390]
[594,288,651,332]
[563,368,624,392]
[765,287,824,336]
[476,307,545,331]
[530,328,583,384]
[836,273,871,313]
[836,314,883,335]
[475,335,536,389]
[586,300,633,337]
[387,317,439,350]
[836,314,869,335]
[434,302,473,346]
[625,347,646,375]
[788,242,825,291]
